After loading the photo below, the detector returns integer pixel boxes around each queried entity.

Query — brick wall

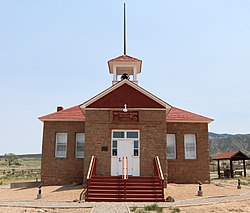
[84,109,167,184]
[41,115,210,185]
[167,122,210,183]
[41,121,85,185]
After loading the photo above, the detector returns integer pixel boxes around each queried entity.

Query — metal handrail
[87,156,96,180]
[154,156,164,180]
[79,188,87,201]
[86,156,96,201]
[122,156,128,200]
[154,156,164,201]
[122,156,128,180]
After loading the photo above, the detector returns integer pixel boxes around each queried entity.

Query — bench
[234,170,243,176]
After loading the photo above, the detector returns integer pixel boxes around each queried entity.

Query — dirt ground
[0,183,248,202]
[0,207,91,213]
[0,182,250,212]
[165,182,249,200]
[0,185,83,202]
[175,199,250,213]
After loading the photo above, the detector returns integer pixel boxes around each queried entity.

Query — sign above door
[113,111,139,122]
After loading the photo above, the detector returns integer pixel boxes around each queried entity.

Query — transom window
[75,133,85,158]
[166,134,176,159]
[55,133,67,158]
[113,131,125,138]
[127,131,139,139]
[112,130,139,139]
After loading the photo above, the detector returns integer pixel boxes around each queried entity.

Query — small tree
[4,153,18,166]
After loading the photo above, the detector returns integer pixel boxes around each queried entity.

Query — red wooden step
[86,175,164,202]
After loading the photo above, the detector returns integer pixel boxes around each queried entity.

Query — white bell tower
[108,55,142,85]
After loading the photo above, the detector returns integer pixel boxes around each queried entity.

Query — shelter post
[230,159,234,178]
[243,160,246,177]
[217,160,221,178]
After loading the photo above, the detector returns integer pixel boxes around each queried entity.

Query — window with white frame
[166,134,176,159]
[184,134,196,159]
[75,133,85,158]
[112,140,118,156]
[134,140,139,156]
[55,133,67,158]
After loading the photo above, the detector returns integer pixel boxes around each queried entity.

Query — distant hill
[209,132,250,157]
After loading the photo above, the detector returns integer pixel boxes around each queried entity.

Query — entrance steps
[86,176,164,202]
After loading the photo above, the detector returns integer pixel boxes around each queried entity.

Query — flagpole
[124,3,126,55]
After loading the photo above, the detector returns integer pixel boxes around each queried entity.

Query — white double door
[111,139,140,176]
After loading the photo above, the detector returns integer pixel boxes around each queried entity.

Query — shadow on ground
[52,184,83,193]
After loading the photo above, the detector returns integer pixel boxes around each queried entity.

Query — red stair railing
[122,156,128,180]
[154,156,164,201]
[122,156,128,199]
[86,156,96,200]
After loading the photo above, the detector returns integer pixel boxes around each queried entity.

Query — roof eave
[166,119,213,123]
[39,118,85,122]
[108,60,142,74]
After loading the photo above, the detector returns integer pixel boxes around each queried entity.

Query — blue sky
[0,1,250,155]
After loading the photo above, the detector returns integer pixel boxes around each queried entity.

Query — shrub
[131,206,137,212]
[144,203,163,212]
[169,206,180,213]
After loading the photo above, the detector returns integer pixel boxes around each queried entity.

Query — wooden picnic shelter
[213,150,249,178]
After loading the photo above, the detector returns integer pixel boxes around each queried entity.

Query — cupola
[108,55,142,85]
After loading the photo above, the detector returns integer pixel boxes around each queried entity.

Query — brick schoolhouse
[39,54,213,201]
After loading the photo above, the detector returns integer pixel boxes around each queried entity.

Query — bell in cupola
[121,73,130,80]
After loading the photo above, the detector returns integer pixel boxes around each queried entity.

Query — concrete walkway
[90,203,130,213]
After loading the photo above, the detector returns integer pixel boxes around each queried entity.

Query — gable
[86,83,165,109]
[83,80,169,109]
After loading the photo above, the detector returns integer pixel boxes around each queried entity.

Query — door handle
[119,158,122,162]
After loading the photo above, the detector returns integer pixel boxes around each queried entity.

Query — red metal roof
[108,55,142,74]
[39,105,85,121]
[166,107,213,122]
[213,151,250,160]
[108,55,142,62]
[39,80,213,122]
[213,151,239,160]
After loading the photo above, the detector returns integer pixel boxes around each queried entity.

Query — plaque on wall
[101,146,108,152]
[113,111,139,122]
